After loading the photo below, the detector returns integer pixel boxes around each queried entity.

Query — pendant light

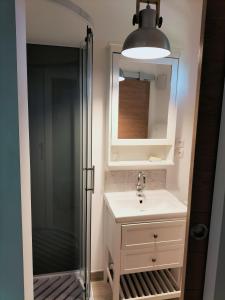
[122,0,171,60]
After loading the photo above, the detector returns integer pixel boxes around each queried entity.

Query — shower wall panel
[27,44,82,275]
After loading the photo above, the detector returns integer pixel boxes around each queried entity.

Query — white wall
[73,0,204,272]
[166,0,204,206]
[26,0,204,272]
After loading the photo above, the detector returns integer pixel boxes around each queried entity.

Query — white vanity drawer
[121,219,186,250]
[121,244,184,274]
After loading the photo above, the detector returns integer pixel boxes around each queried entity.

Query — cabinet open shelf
[107,268,181,300]
[107,145,175,170]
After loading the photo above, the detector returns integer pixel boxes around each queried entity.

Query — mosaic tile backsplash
[105,170,166,192]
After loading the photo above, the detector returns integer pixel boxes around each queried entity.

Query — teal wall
[0,1,25,299]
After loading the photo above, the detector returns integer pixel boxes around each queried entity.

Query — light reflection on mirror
[118,57,172,139]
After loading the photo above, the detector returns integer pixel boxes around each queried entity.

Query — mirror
[111,52,178,143]
[119,59,171,139]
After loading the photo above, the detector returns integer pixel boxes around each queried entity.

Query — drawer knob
[152,258,157,263]
[153,234,158,239]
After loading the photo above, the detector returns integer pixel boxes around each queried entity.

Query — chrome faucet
[136,171,146,197]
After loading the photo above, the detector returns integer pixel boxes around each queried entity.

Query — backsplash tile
[105,170,166,192]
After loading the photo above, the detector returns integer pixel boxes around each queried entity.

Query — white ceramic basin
[104,190,187,223]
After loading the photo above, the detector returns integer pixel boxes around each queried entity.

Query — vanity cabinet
[121,244,184,274]
[104,204,186,300]
[121,220,186,249]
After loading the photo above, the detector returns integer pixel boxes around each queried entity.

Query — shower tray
[33,272,83,300]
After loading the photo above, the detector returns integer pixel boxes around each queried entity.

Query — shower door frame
[81,27,94,300]
[14,0,94,298]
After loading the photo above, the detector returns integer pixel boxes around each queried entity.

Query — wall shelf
[108,160,174,170]
[107,144,175,170]
[111,140,174,147]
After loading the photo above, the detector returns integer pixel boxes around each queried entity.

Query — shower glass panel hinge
[78,276,85,291]
[84,166,95,194]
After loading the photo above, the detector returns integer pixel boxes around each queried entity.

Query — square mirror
[111,52,179,146]
[119,61,171,139]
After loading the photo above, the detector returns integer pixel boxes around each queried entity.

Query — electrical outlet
[176,147,184,159]
[176,139,184,148]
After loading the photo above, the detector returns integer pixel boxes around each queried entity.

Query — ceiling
[25,0,88,46]
[25,0,203,48]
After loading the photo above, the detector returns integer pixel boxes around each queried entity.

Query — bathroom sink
[104,190,187,223]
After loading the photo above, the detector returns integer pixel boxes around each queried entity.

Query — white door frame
[15,0,34,299]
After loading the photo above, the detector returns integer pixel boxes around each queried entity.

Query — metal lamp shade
[122,28,171,59]
[122,6,171,60]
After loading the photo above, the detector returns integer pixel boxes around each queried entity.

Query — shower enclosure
[27,24,93,300]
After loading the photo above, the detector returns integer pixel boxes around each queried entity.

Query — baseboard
[91,271,104,282]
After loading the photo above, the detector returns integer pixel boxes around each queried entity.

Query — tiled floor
[91,281,112,300]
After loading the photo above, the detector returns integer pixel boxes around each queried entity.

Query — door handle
[190,224,208,241]
[84,166,95,194]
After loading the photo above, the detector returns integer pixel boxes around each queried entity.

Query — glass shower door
[28,45,82,276]
[28,29,93,298]
[81,27,94,299]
